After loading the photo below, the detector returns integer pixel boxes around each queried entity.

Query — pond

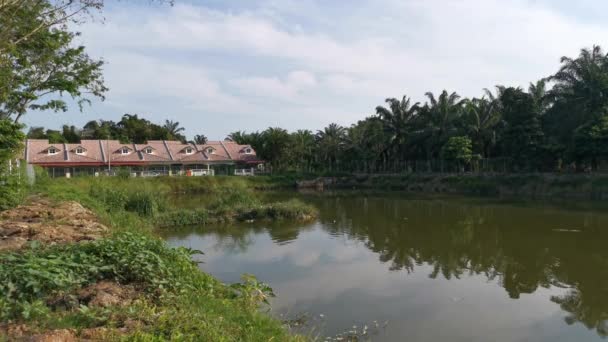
[160,193,608,341]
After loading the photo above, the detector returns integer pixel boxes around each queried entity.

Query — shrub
[0,165,28,211]
[0,232,217,320]
[124,191,162,217]
[89,185,128,211]
[207,188,260,210]
[89,182,164,217]
[156,209,210,227]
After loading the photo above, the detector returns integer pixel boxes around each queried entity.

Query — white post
[107,139,111,174]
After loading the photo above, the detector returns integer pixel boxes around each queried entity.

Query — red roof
[26,139,261,166]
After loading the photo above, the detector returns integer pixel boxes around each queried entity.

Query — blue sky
[23,0,608,140]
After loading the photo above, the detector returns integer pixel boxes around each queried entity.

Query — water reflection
[162,195,608,341]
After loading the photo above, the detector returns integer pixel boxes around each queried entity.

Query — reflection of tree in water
[177,220,316,254]
[552,290,608,337]
[311,195,608,338]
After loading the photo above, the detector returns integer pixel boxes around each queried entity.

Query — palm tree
[528,79,550,114]
[261,127,290,171]
[464,96,502,158]
[193,134,207,145]
[375,95,420,160]
[316,123,347,172]
[549,45,608,122]
[227,131,247,144]
[164,120,185,137]
[418,90,465,159]
[290,130,315,172]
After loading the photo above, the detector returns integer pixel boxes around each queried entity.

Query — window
[48,147,57,155]
[144,147,153,154]
[76,147,84,154]
[206,148,214,155]
[185,147,193,154]
[245,148,252,154]
[121,147,130,155]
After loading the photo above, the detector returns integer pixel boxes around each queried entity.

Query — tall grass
[2,176,307,341]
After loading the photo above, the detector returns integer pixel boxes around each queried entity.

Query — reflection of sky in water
[164,197,608,342]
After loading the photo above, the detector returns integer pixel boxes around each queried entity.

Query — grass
[0,175,310,341]
[156,199,318,228]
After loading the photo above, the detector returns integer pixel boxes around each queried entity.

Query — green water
[161,194,608,341]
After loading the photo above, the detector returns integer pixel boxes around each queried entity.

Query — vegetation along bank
[303,173,608,200]
[0,175,317,341]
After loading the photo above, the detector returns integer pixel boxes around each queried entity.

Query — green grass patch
[156,199,318,227]
[0,176,310,340]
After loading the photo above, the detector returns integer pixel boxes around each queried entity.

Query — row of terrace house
[25,139,264,178]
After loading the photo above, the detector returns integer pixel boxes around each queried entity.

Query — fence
[234,168,255,176]
[189,169,214,176]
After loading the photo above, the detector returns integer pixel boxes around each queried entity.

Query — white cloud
[230,70,317,101]
[29,0,608,138]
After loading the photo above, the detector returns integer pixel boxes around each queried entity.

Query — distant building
[25,139,263,177]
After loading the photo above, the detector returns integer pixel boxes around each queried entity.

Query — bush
[124,191,162,217]
[207,188,260,210]
[239,199,317,221]
[89,182,164,217]
[0,232,217,320]
[156,209,210,227]
[0,166,27,211]
[89,185,128,211]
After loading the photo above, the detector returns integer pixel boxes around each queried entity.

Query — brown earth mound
[77,281,138,308]
[0,197,108,252]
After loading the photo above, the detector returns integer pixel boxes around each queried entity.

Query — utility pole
[107,138,111,174]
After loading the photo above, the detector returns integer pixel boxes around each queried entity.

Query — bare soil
[0,197,108,252]
[0,198,143,341]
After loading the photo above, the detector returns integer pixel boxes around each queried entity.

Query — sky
[23,0,608,140]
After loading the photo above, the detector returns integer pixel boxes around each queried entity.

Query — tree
[0,119,26,210]
[26,126,47,139]
[375,95,419,160]
[164,120,185,141]
[347,117,387,172]
[62,125,80,143]
[0,119,24,163]
[528,79,550,115]
[500,87,544,170]
[464,96,501,158]
[193,134,208,145]
[549,46,608,123]
[290,130,315,172]
[0,1,107,123]
[573,114,608,170]
[418,90,465,159]
[260,128,291,172]
[0,1,173,53]
[227,131,248,144]
[316,123,347,172]
[441,136,473,171]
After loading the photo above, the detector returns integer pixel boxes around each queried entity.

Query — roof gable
[42,145,61,153]
[115,145,133,153]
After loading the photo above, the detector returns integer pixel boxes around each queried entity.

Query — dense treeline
[26,114,208,145]
[230,46,608,173]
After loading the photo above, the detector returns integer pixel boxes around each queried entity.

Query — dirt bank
[0,197,108,251]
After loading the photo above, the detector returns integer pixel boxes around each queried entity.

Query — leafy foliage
[0,232,215,320]
[0,1,107,123]
[441,136,473,164]
[0,119,27,210]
